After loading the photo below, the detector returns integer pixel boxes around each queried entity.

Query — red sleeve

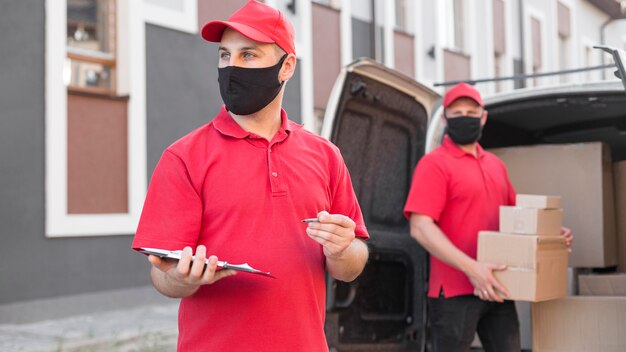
[403,156,448,221]
[329,149,369,240]
[132,150,203,251]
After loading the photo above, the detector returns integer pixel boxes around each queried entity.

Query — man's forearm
[409,215,475,274]
[326,238,369,282]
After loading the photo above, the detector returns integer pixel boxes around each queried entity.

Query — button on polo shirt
[404,136,516,298]
[133,106,368,351]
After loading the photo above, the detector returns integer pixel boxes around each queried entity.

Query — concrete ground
[0,302,179,352]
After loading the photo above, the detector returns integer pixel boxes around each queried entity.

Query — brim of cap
[201,20,274,45]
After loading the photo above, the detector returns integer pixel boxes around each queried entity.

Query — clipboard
[138,247,275,278]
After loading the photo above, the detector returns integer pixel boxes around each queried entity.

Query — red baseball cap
[443,82,484,108]
[201,0,296,55]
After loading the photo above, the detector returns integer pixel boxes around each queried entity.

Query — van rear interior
[482,86,626,162]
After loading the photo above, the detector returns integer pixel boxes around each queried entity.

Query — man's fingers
[487,286,504,302]
[306,227,342,244]
[489,263,507,271]
[189,245,208,278]
[177,246,194,275]
[316,211,355,229]
[148,255,173,272]
[489,277,509,298]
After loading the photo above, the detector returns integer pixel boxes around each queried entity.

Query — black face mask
[218,54,288,115]
[445,116,483,145]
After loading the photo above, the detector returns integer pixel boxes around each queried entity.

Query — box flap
[516,194,561,209]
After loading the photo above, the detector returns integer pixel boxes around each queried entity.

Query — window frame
[143,0,198,34]
[45,0,147,237]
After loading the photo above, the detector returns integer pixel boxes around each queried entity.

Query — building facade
[1,0,625,322]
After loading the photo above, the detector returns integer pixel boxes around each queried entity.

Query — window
[557,1,571,83]
[66,0,117,94]
[395,0,409,33]
[144,0,198,33]
[446,0,465,52]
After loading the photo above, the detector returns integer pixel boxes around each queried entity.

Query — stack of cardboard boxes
[489,142,626,351]
[477,194,568,302]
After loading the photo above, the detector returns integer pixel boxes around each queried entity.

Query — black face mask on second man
[218,54,288,116]
[445,115,483,145]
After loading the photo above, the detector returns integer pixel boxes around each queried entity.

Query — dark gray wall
[146,24,222,173]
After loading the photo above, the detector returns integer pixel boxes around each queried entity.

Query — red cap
[443,82,484,108]
[201,0,296,55]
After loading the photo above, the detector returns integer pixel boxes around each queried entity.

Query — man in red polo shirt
[404,83,572,352]
[132,1,369,351]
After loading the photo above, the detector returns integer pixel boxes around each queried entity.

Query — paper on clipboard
[137,247,275,278]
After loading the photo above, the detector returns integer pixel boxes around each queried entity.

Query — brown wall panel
[493,0,506,55]
[198,0,249,27]
[531,17,542,68]
[394,31,415,79]
[312,3,341,110]
[443,49,471,83]
[557,1,571,38]
[67,92,128,214]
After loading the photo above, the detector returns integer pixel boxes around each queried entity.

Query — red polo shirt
[133,107,368,351]
[403,136,515,298]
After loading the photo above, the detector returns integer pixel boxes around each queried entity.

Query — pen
[301,217,319,223]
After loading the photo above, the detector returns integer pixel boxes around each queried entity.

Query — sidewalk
[0,303,178,352]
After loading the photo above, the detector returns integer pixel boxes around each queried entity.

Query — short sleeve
[132,150,203,251]
[403,156,448,221]
[328,149,369,240]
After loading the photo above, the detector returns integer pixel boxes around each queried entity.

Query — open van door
[321,58,439,352]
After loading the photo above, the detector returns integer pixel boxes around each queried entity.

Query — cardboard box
[477,231,568,302]
[500,206,562,236]
[516,194,561,209]
[615,161,626,272]
[532,297,626,351]
[491,142,617,267]
[578,273,626,296]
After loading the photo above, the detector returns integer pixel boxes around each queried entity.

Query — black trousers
[428,294,521,352]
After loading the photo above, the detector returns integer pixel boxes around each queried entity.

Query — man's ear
[481,110,488,126]
[279,53,297,82]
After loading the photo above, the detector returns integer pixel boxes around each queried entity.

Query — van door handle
[326,276,358,311]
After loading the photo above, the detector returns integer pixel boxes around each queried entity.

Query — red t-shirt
[403,136,515,298]
[133,107,368,352]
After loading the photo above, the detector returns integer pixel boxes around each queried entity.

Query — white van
[321,49,626,352]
